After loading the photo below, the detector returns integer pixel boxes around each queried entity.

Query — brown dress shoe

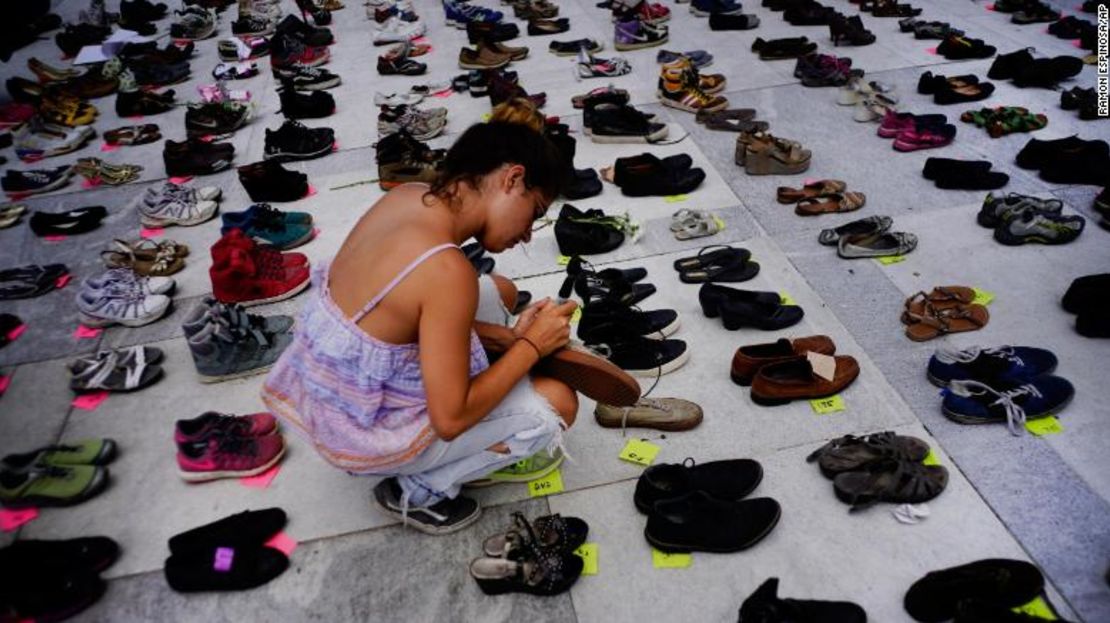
[750,355,860,406]
[535,343,641,407]
[731,335,836,386]
[458,43,513,70]
[595,397,703,431]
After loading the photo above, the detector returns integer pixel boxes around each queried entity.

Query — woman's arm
[474,321,517,353]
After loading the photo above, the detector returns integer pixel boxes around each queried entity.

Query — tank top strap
[351,243,460,323]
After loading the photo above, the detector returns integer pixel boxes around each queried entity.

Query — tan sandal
[903,303,989,341]
[776,179,847,203]
[101,239,186,276]
[901,286,975,320]
[794,191,866,216]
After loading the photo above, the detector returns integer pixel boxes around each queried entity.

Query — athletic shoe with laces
[2,167,74,195]
[218,36,270,61]
[595,397,703,431]
[181,296,295,340]
[138,184,220,227]
[186,315,295,382]
[583,323,689,377]
[170,7,217,40]
[177,429,286,480]
[943,376,1074,435]
[553,204,635,255]
[13,119,95,162]
[373,16,426,44]
[263,119,334,161]
[614,18,668,51]
[84,268,174,296]
[220,205,314,250]
[994,207,1085,245]
[238,160,311,201]
[163,138,235,176]
[175,411,278,445]
[657,61,728,112]
[976,192,1063,228]
[378,55,427,75]
[75,280,172,328]
[272,64,341,90]
[377,105,447,140]
[278,81,334,118]
[185,102,253,137]
[209,230,311,306]
[232,14,274,36]
[270,34,330,67]
[274,14,335,47]
[213,62,260,80]
[373,477,482,535]
[927,345,1058,387]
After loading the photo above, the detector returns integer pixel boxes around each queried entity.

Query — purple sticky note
[213,547,235,572]
[43,234,67,242]
[55,274,72,289]
[140,227,164,239]
[6,324,27,342]
[0,375,10,396]
[73,325,102,339]
[72,391,109,411]
[168,176,194,184]
[0,507,38,532]
[100,143,121,153]
[240,463,281,488]
[265,532,298,556]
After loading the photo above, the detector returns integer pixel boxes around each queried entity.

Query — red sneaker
[893,124,956,152]
[210,231,311,306]
[177,432,286,482]
[175,411,278,445]
[214,228,309,268]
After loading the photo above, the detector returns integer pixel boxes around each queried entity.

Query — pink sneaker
[177,433,285,482]
[878,111,951,139]
[175,411,277,445]
[893,124,956,152]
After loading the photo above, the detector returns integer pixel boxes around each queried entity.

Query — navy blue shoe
[927,345,1058,387]
[942,376,1074,435]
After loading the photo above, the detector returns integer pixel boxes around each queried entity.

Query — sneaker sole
[644,501,780,553]
[536,344,641,406]
[178,445,286,482]
[78,300,174,328]
[197,362,277,384]
[234,273,312,307]
[590,125,670,144]
[373,488,483,535]
[594,410,703,431]
[625,347,690,378]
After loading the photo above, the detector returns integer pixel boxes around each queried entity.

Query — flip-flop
[904,303,989,341]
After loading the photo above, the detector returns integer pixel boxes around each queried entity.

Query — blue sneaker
[942,376,1074,435]
[223,203,312,227]
[926,345,1058,387]
[443,0,501,27]
[221,205,314,250]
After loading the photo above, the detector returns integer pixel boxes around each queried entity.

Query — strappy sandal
[794,191,866,216]
[903,302,990,341]
[469,549,583,596]
[671,210,722,240]
[807,431,931,478]
[481,512,589,557]
[101,239,186,276]
[676,247,760,284]
[901,286,975,319]
[776,180,847,203]
[104,124,162,146]
[68,348,164,393]
[833,458,948,511]
[73,158,143,185]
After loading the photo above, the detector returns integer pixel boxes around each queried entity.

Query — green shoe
[0,465,109,508]
[2,439,117,470]
[487,449,565,484]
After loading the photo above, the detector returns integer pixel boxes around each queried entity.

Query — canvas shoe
[594,397,703,431]
[186,315,295,381]
[927,345,1058,387]
[177,430,285,481]
[373,16,426,44]
[373,477,482,535]
[943,376,1075,435]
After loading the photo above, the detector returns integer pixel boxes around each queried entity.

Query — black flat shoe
[698,283,781,317]
[29,206,107,237]
[645,490,781,553]
[634,457,763,513]
[720,298,804,331]
[740,577,868,623]
[1011,56,1083,88]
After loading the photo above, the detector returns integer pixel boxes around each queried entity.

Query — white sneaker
[372,17,425,44]
[140,184,220,227]
[374,91,424,106]
[76,284,171,328]
[84,268,175,296]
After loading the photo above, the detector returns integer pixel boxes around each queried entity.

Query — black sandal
[676,246,759,284]
[832,458,948,511]
[807,431,931,478]
[481,512,588,557]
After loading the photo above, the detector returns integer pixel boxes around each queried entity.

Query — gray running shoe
[144,182,222,207]
[138,185,220,227]
[187,317,293,383]
[976,192,1062,228]
[75,285,171,328]
[84,268,175,296]
[994,208,1085,246]
[595,397,703,432]
[181,296,294,338]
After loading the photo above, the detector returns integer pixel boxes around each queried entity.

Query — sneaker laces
[935,345,1024,368]
[948,379,1042,435]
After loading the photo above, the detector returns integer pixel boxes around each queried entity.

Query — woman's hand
[521,299,577,357]
[510,298,548,339]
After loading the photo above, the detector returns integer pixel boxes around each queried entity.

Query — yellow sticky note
[1013,597,1057,620]
[876,255,906,265]
[619,439,661,466]
[557,255,571,266]
[972,287,995,306]
[527,468,564,497]
[481,113,491,122]
[652,548,692,569]
[574,543,598,575]
[712,215,726,231]
[923,449,941,466]
[1025,416,1064,436]
[569,307,582,325]
[780,292,796,306]
[663,194,688,203]
[810,394,846,415]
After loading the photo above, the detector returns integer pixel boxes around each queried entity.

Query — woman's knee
[532,376,578,428]
[492,273,518,311]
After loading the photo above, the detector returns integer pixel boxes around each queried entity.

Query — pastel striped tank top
[261,244,489,472]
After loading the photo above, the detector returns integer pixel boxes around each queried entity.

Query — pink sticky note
[926,47,938,55]
[240,463,281,488]
[6,324,27,342]
[803,178,818,185]
[73,325,102,339]
[265,531,298,556]
[412,36,428,44]
[72,390,109,411]
[985,3,995,9]
[0,375,11,396]
[199,135,216,143]
[331,142,339,152]
[312,227,320,239]
[140,227,165,239]
[55,274,72,289]
[0,507,38,532]
[100,143,121,153]
[1072,39,1084,48]
[169,176,194,184]
[43,234,67,242]
[431,89,454,99]
[81,178,102,189]
[304,185,317,198]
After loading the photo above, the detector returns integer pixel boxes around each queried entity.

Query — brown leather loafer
[750,355,860,406]
[731,335,836,386]
[535,343,641,407]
